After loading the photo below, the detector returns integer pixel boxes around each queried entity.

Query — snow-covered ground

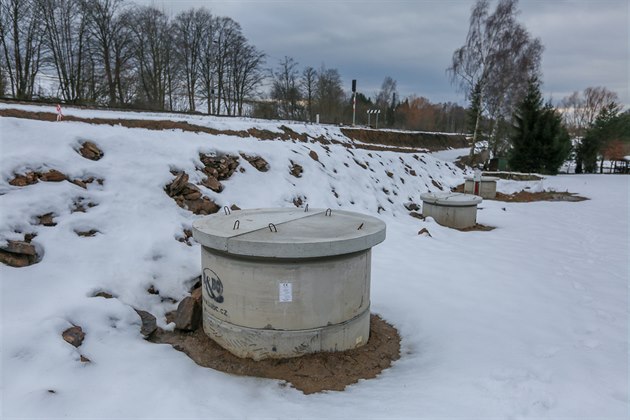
[1,109,628,419]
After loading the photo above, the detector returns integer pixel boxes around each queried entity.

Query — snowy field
[0,109,628,419]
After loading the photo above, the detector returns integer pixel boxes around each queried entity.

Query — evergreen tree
[509,77,571,174]
[575,103,622,173]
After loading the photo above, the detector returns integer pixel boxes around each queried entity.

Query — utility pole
[352,79,357,126]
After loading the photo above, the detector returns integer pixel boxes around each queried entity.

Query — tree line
[0,0,469,131]
[0,0,264,114]
[448,0,627,174]
[266,58,467,131]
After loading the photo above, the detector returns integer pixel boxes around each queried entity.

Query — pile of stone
[197,153,240,193]
[240,153,269,172]
[165,171,219,215]
[8,169,102,190]
[9,169,66,186]
[0,237,39,267]
[77,141,104,161]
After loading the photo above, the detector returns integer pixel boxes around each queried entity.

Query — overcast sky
[138,0,629,107]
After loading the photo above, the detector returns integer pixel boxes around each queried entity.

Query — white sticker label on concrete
[279,282,292,302]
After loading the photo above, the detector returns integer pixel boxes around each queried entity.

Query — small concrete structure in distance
[192,208,386,360]
[464,175,500,199]
[420,192,482,229]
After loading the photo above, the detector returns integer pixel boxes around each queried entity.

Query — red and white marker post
[56,104,63,121]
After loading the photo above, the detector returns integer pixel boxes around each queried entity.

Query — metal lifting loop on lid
[224,206,231,215]
[232,220,240,230]
[268,222,277,232]
[304,204,309,212]
[357,222,364,230]
[325,208,332,217]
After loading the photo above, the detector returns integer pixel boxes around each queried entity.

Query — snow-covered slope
[1,107,628,419]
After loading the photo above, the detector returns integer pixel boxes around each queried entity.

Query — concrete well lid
[464,176,500,182]
[420,192,482,207]
[192,208,386,258]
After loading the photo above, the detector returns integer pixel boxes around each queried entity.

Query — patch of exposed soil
[494,191,588,202]
[482,171,544,181]
[1,107,459,154]
[452,184,587,202]
[342,127,467,151]
[456,224,496,232]
[150,314,400,394]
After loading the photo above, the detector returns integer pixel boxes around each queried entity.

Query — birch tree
[447,0,543,158]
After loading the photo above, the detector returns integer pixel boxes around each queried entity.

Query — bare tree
[0,0,44,99]
[212,16,241,115]
[39,0,91,102]
[173,8,209,112]
[561,86,619,136]
[301,66,316,121]
[315,65,345,123]
[271,56,301,119]
[82,0,130,105]
[447,0,543,158]
[230,39,264,116]
[128,6,172,110]
[375,76,397,109]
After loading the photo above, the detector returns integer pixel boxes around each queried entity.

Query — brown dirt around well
[452,184,588,202]
[150,314,400,395]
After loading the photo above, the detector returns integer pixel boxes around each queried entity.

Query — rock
[309,150,319,161]
[409,170,417,176]
[168,172,189,196]
[75,229,98,237]
[385,170,394,178]
[409,212,425,220]
[240,153,269,172]
[0,251,32,267]
[62,326,85,347]
[418,228,432,237]
[191,286,202,302]
[0,238,39,267]
[174,296,202,331]
[230,204,241,211]
[80,355,91,363]
[9,172,38,186]
[185,197,219,215]
[201,176,223,193]
[134,309,157,338]
[40,169,66,182]
[184,190,202,201]
[290,161,303,178]
[92,291,113,299]
[3,240,37,256]
[78,141,103,160]
[71,179,87,189]
[404,202,420,211]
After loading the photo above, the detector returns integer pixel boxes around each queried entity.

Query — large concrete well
[464,176,499,199]
[420,192,482,229]
[192,208,386,360]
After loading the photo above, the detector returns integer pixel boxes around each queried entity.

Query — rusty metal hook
[232,220,240,230]
[268,223,277,232]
